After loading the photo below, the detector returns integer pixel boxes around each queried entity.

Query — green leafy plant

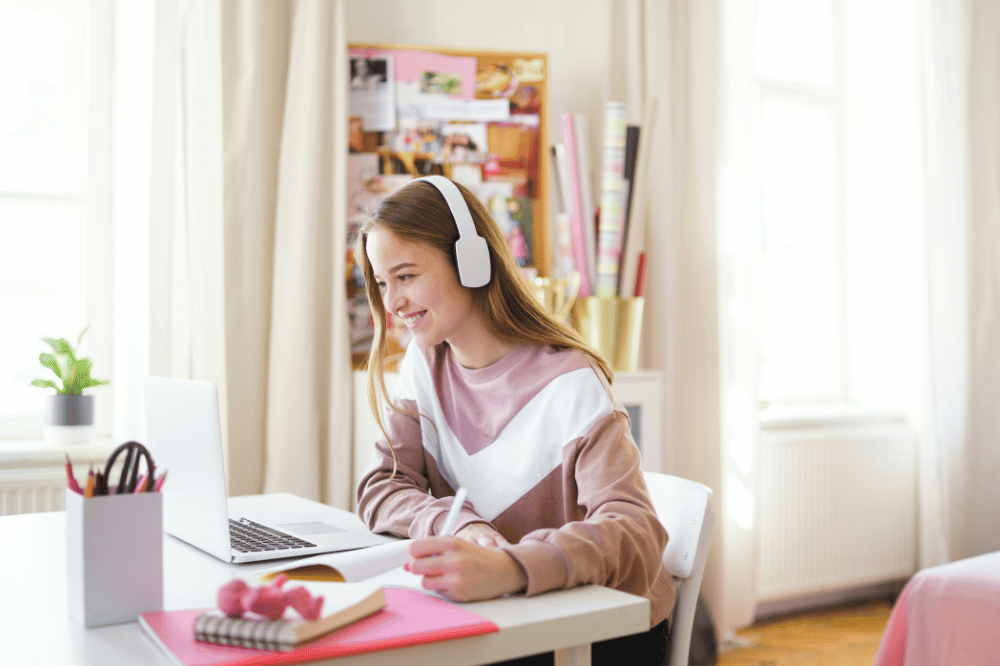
[29,326,109,395]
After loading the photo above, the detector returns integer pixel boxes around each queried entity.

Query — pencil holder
[66,488,164,627]
[571,296,645,372]
[532,271,581,324]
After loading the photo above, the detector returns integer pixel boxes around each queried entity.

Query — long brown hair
[356,178,612,464]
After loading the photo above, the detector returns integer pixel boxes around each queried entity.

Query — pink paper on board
[349,48,477,100]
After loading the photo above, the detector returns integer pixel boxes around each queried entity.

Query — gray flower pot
[43,394,95,443]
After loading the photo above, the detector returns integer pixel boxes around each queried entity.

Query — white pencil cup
[66,488,164,627]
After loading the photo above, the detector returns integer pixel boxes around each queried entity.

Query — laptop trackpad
[277,521,345,536]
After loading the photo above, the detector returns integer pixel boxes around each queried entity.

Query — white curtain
[916,0,970,569]
[608,0,756,643]
[130,0,352,505]
[263,0,353,508]
[953,0,1000,559]
[916,0,1000,567]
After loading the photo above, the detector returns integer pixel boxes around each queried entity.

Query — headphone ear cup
[455,234,491,288]
[413,175,492,288]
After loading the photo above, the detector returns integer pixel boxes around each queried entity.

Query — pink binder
[140,588,499,666]
[558,113,595,298]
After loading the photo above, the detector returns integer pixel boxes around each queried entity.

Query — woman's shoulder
[516,345,612,393]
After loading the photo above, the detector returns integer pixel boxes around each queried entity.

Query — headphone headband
[413,176,491,288]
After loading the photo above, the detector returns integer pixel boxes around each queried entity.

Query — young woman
[355,176,675,665]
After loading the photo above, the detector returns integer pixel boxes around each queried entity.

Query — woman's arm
[356,402,491,539]
[501,410,668,597]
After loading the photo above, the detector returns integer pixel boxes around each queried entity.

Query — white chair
[643,472,715,666]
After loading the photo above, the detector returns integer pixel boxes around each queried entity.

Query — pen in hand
[439,487,468,537]
[404,488,467,575]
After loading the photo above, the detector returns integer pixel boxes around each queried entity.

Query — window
[0,0,112,438]
[745,0,924,414]
[754,0,844,405]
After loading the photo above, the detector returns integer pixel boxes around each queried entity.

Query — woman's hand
[405,537,528,602]
[454,522,510,548]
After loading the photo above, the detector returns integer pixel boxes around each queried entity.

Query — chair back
[643,472,715,666]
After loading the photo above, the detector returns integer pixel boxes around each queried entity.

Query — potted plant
[30,326,108,443]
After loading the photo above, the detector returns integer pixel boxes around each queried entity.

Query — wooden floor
[717,600,893,666]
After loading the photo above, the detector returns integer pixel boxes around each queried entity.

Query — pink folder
[140,588,499,666]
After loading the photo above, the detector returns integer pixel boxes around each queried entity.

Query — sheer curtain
[608,0,756,643]
[953,0,1000,560]
[915,0,1000,567]
[116,0,353,506]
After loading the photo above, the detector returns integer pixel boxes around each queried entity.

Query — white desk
[0,495,649,666]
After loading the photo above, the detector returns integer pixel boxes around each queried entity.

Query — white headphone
[413,176,492,288]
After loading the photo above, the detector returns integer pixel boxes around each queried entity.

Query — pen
[440,487,468,537]
[154,469,168,492]
[65,455,83,495]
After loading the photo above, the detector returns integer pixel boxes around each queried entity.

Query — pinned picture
[490,196,534,268]
[476,63,519,98]
[421,71,463,96]
[350,56,395,131]
[441,123,487,163]
[510,85,540,115]
[513,58,545,83]
[384,118,444,157]
[350,57,389,88]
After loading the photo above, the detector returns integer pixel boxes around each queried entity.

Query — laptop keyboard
[229,518,317,553]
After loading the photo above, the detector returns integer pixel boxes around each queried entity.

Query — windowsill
[0,436,115,468]
[759,404,906,431]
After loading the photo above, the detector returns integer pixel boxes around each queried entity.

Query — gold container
[571,296,645,372]
[532,271,580,324]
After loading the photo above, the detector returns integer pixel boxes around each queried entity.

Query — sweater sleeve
[501,409,668,599]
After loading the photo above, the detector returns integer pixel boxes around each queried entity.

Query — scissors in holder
[102,441,156,494]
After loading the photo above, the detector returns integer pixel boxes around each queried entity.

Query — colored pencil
[65,455,83,494]
[83,466,95,498]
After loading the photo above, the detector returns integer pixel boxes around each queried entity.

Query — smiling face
[366,227,499,367]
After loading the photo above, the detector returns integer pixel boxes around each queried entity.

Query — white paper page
[261,539,411,582]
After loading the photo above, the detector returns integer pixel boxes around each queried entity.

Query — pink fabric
[874,551,1000,666]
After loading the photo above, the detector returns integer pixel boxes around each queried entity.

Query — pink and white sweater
[356,342,676,628]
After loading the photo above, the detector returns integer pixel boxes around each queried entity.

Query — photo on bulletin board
[346,43,550,369]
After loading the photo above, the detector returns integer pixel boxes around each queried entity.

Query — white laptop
[144,376,395,563]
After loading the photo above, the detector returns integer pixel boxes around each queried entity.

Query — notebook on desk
[144,376,395,563]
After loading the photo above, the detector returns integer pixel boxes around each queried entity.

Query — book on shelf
[139,541,500,666]
[557,113,595,297]
[550,143,578,278]
[596,101,628,297]
[573,112,599,294]
[618,96,658,298]
[620,123,641,268]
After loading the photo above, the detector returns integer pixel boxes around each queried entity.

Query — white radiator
[756,422,918,603]
[0,469,68,515]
